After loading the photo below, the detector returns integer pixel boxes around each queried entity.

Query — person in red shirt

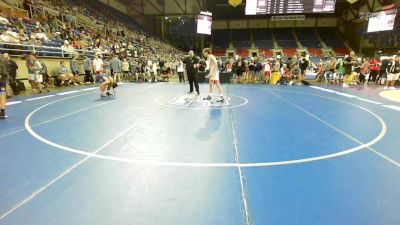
[368,56,380,83]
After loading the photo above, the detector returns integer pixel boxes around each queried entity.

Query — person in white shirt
[93,54,104,75]
[0,31,11,42]
[61,40,76,56]
[0,16,10,25]
[122,58,130,80]
[203,48,224,101]
[5,28,19,43]
[151,62,158,83]
[36,28,48,41]
[177,59,185,82]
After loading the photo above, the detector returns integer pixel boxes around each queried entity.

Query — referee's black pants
[187,72,199,94]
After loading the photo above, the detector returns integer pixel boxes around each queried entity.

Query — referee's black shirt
[183,56,199,73]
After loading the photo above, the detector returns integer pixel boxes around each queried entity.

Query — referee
[183,50,200,95]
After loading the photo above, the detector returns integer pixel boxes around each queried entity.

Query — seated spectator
[29,29,40,44]
[5,28,20,43]
[0,15,10,25]
[0,31,11,42]
[18,29,29,42]
[36,28,48,41]
[290,64,301,85]
[14,18,26,30]
[56,61,75,85]
[61,40,75,56]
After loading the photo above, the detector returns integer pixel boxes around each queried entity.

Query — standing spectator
[3,53,18,96]
[384,55,400,90]
[129,58,137,80]
[83,55,94,84]
[93,54,103,75]
[111,55,122,82]
[177,59,184,82]
[353,58,362,84]
[151,61,158,82]
[299,54,309,83]
[171,60,177,76]
[263,58,272,84]
[0,53,9,119]
[343,51,356,87]
[235,59,245,83]
[70,55,81,84]
[26,53,36,91]
[33,57,49,93]
[368,56,380,83]
[122,58,130,80]
[254,57,263,83]
[247,58,255,83]
[360,57,370,85]
[103,58,111,76]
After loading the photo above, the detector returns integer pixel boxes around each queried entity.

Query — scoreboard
[245,0,336,15]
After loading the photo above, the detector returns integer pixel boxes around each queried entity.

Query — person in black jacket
[3,53,18,96]
[0,53,9,119]
[183,50,200,95]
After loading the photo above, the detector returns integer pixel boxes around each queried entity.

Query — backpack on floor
[301,80,310,85]
[15,80,26,91]
[8,79,20,95]
[278,76,287,85]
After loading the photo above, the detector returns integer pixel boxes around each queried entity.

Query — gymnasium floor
[0,82,400,225]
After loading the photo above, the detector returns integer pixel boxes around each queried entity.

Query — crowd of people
[214,51,400,89]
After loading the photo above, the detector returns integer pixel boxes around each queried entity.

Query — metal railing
[0,41,100,57]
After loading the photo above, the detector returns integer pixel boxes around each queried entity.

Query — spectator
[18,29,29,42]
[83,55,94,84]
[343,51,356,87]
[33,56,49,93]
[0,30,11,42]
[360,57,369,85]
[0,53,9,119]
[61,40,75,56]
[36,28,48,41]
[368,56,380,83]
[103,57,111,76]
[255,57,263,83]
[0,15,10,25]
[384,55,400,90]
[70,54,81,84]
[122,58,130,80]
[263,58,272,84]
[151,61,158,82]
[56,61,75,85]
[93,54,103,74]
[110,55,122,82]
[3,53,18,97]
[177,59,184,82]
[26,53,36,91]
[5,28,20,43]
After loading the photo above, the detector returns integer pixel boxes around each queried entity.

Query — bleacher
[318,28,349,55]
[273,28,298,48]
[232,29,251,49]
[208,28,350,58]
[295,29,321,48]
[253,29,274,49]
[213,29,230,49]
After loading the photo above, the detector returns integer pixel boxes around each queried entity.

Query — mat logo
[169,94,231,108]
